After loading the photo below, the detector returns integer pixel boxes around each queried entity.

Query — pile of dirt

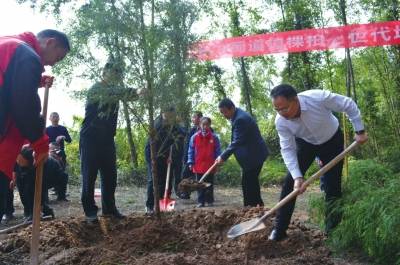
[0,208,335,265]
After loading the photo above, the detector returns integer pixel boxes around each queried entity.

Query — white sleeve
[322,90,364,131]
[276,122,302,179]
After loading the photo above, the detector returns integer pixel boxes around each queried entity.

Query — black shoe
[103,211,126,219]
[57,197,69,202]
[42,209,55,219]
[268,229,287,241]
[177,192,190,200]
[85,214,99,224]
[25,215,33,223]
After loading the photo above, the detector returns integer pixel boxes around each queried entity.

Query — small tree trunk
[122,101,138,168]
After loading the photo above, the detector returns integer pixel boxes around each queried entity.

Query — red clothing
[189,129,221,174]
[0,32,46,179]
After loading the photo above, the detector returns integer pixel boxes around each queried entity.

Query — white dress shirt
[275,89,364,179]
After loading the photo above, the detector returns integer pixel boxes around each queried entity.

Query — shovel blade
[159,198,176,212]
[227,218,267,239]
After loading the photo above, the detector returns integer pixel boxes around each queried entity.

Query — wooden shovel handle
[30,84,50,265]
[260,141,359,221]
[198,161,218,183]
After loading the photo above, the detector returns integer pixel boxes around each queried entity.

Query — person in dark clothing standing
[80,60,134,223]
[180,111,203,199]
[171,122,185,197]
[268,84,368,241]
[145,107,185,214]
[46,112,72,168]
[216,98,269,207]
[0,29,70,224]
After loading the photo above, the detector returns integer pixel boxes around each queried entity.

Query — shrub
[259,158,286,186]
[215,157,241,186]
[308,159,400,264]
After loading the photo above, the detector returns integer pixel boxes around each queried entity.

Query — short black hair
[37,29,70,51]
[200,116,211,124]
[20,146,34,165]
[218,98,235,109]
[193,111,203,118]
[270,84,298,99]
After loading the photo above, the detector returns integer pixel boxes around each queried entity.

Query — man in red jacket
[0,29,70,223]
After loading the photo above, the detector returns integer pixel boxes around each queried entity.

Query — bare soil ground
[0,186,368,265]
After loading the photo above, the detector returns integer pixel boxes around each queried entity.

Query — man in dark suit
[215,98,269,207]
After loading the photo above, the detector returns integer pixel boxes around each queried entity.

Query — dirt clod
[178,178,209,193]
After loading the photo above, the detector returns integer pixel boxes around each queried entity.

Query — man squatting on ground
[0,30,70,223]
[268,84,368,241]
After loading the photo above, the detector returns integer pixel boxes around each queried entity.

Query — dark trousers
[16,171,53,217]
[275,129,344,233]
[145,158,170,210]
[172,161,183,195]
[5,188,14,215]
[195,173,214,205]
[80,137,118,216]
[0,173,10,221]
[53,172,69,200]
[242,164,264,207]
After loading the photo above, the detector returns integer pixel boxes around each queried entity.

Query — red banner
[190,21,400,60]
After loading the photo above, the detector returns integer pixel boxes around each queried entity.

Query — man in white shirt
[268,84,368,241]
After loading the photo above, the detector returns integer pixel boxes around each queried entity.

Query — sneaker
[145,207,154,215]
[196,203,205,208]
[85,214,99,224]
[2,214,14,223]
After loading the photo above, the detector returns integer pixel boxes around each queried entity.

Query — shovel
[159,146,175,212]
[227,141,360,239]
[178,161,218,193]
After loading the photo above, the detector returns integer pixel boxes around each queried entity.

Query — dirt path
[0,185,368,265]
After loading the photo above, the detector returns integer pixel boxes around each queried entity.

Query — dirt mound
[0,208,336,265]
